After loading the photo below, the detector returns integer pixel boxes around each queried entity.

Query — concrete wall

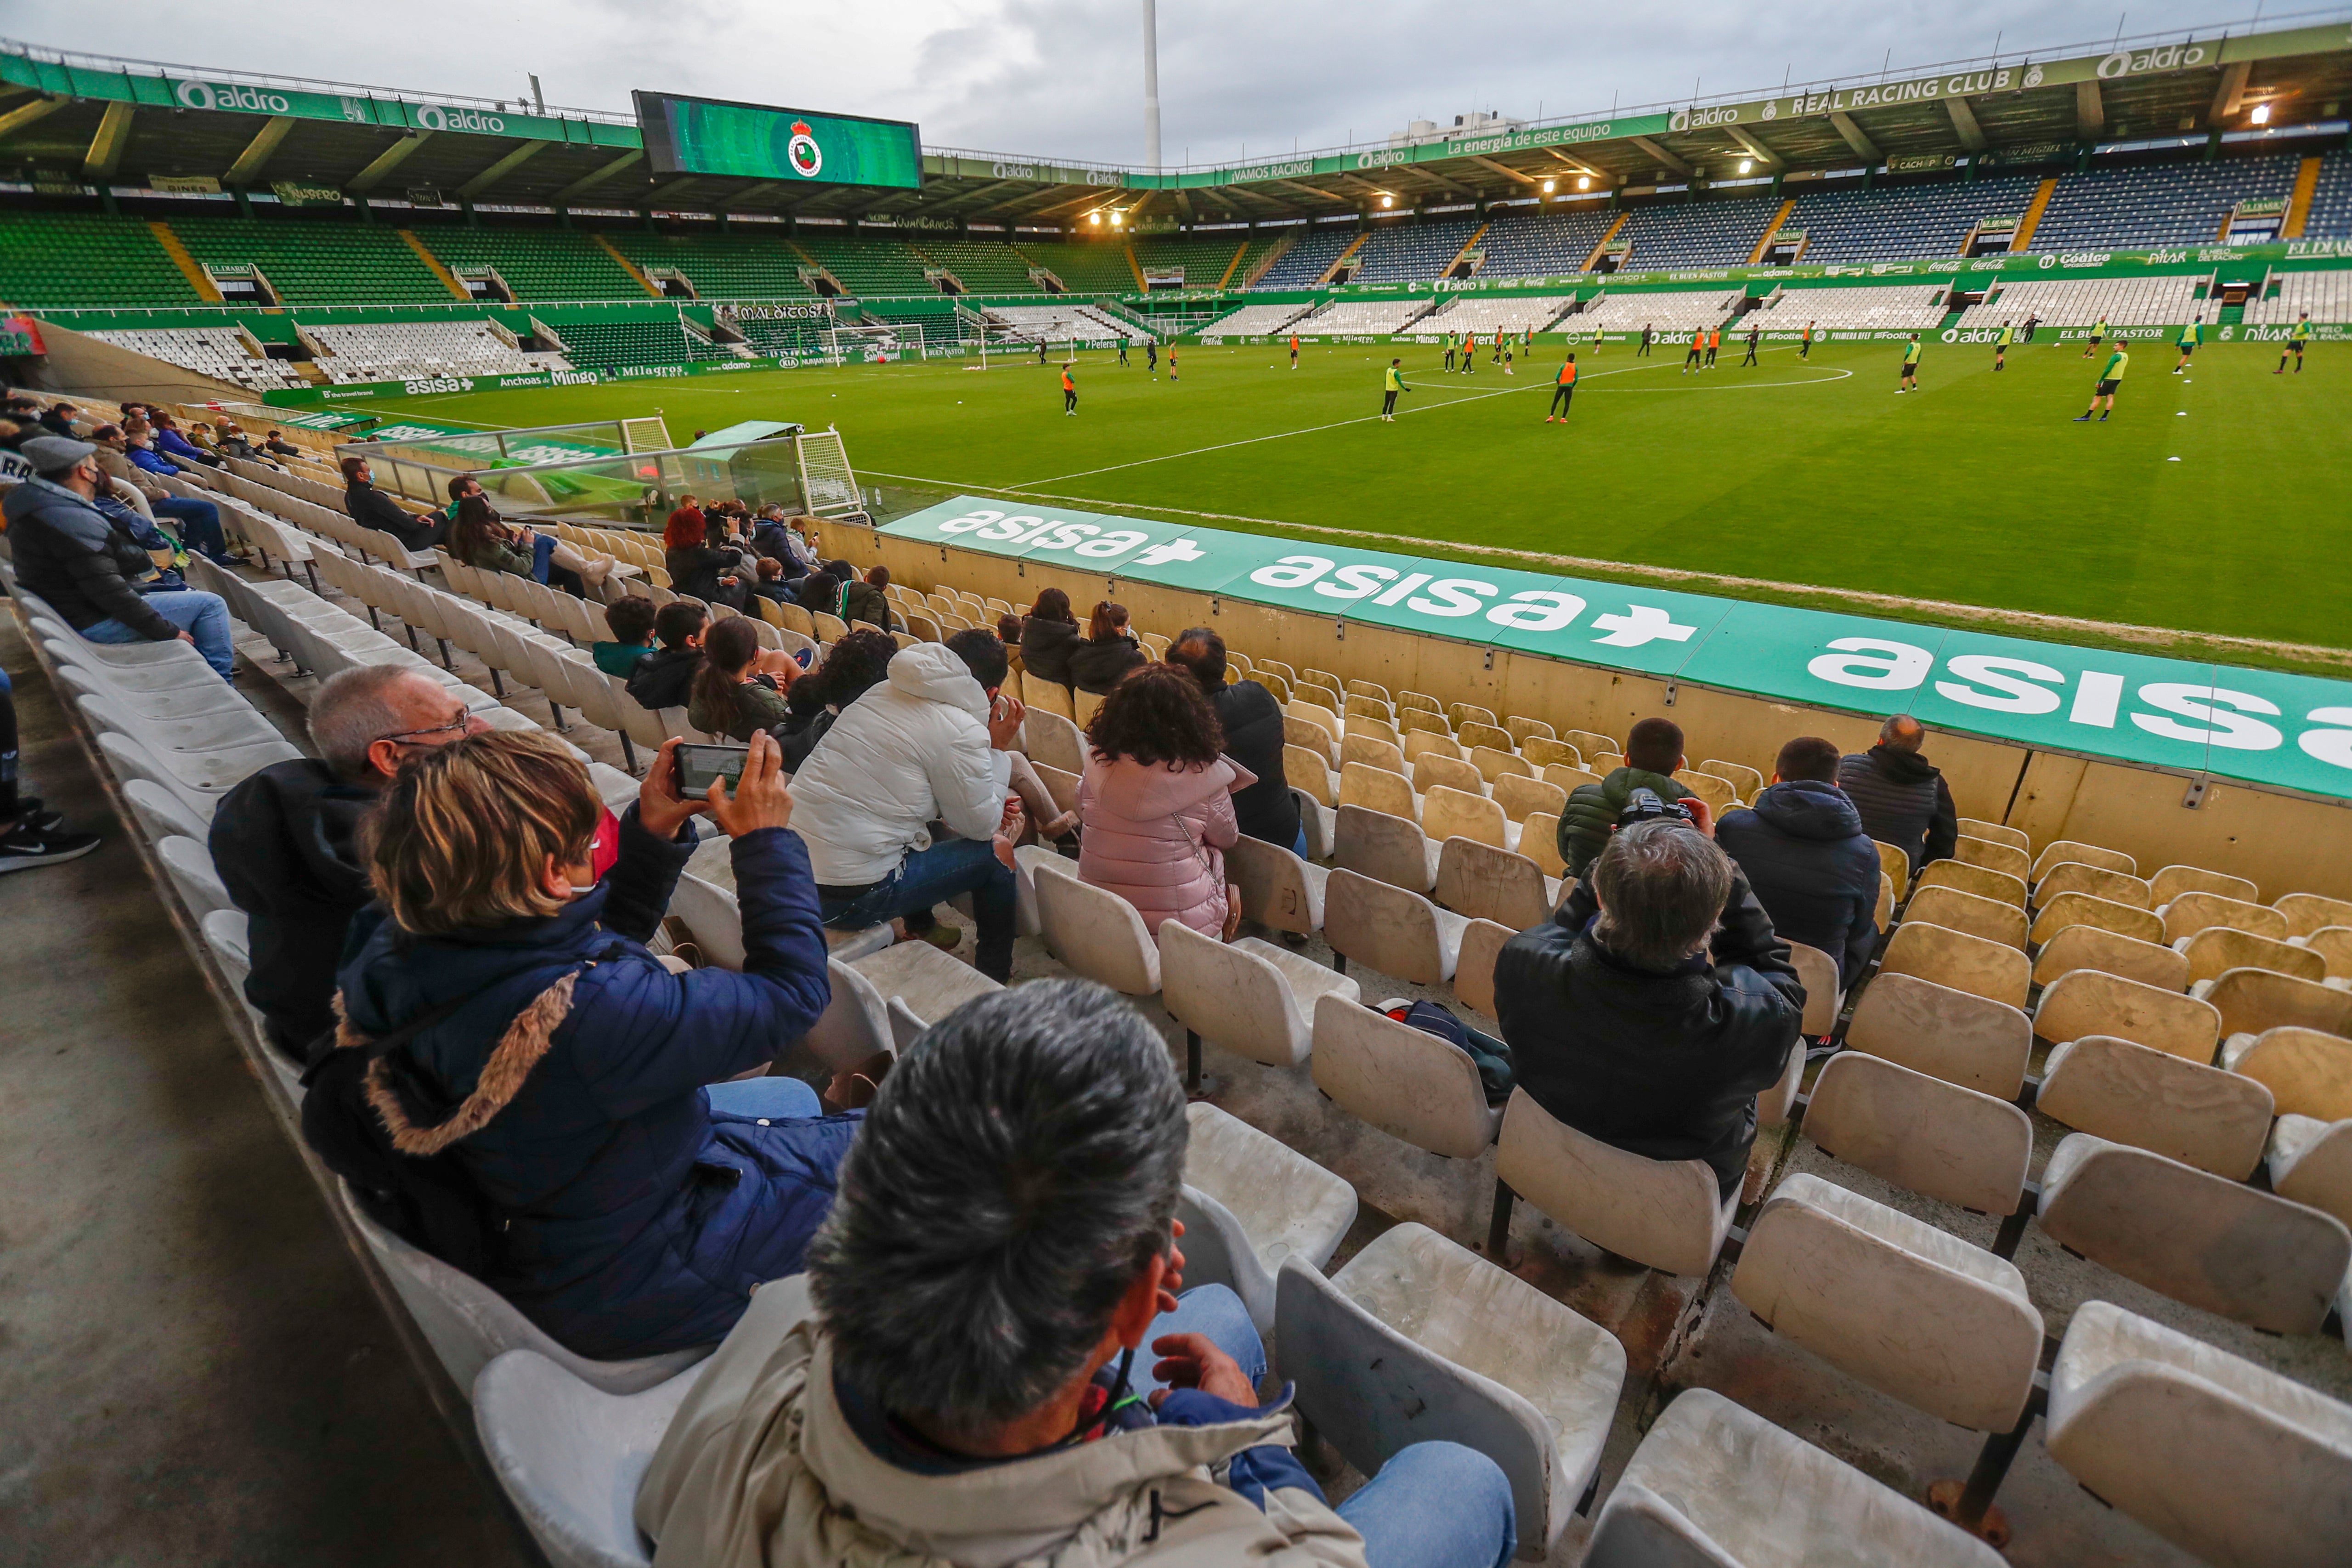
[27,321,250,407]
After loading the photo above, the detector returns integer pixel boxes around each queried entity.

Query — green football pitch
[373,337,2347,666]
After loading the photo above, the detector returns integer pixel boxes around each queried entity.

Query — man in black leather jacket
[1494,815,1804,1198]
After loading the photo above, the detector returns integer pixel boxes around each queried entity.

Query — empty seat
[1285,743,1337,806]
[1699,759,1764,801]
[1490,772,1564,824]
[156,834,234,921]
[1843,970,2032,1098]
[2044,1300,2352,1568]
[1021,707,1086,775]
[2267,1115,2352,1227]
[1277,1224,1626,1557]
[1783,940,1842,1036]
[2275,891,2352,939]
[1339,760,1418,820]
[2179,925,2326,986]
[1952,834,2029,883]
[2030,889,2165,946]
[2036,968,2222,1063]
[1226,832,1329,935]
[1956,816,2027,850]
[2037,838,2137,881]
[2163,890,2290,945]
[1178,1102,1357,1334]
[1422,785,1513,851]
[1402,725,1466,764]
[1322,868,1467,985]
[2222,1026,2352,1121]
[2038,1034,2273,1177]
[1878,920,2029,1008]
[1158,916,1359,1070]
[1520,811,1567,879]
[1903,885,2027,949]
[1033,869,1160,995]
[1412,751,1484,797]
[1803,1051,2032,1215]
[1873,840,1910,901]
[1458,723,1515,755]
[471,1348,701,1568]
[1433,837,1556,930]
[1914,858,2025,907]
[1452,917,1515,1017]
[2031,923,2189,991]
[2199,967,2352,1044]
[2304,925,2352,980]
[2033,860,2153,909]
[1332,803,1439,894]
[1312,991,1498,1158]
[2151,864,2260,905]
[1671,770,1737,814]
[2037,1132,2352,1335]
[1521,736,1582,770]
[1491,1088,1735,1275]
[844,939,1001,1035]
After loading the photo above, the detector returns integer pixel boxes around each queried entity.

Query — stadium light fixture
[1577,175,1591,190]
[1111,210,1123,226]
[1380,194,1394,208]
[1542,178,1556,193]
[1090,211,1102,225]
[2251,102,2271,124]
[1738,158,1753,174]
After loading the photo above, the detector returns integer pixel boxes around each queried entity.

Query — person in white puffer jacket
[789,632,1027,979]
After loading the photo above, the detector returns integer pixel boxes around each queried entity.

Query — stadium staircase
[1238,228,1294,287]
[1748,199,1798,264]
[2284,156,2323,237]
[1443,222,1490,277]
[398,231,473,301]
[2011,178,2060,251]
[1581,211,1629,271]
[1316,232,1368,285]
[149,221,222,302]
[589,235,663,297]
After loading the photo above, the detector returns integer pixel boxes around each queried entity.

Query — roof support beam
[2075,80,2104,142]
[551,150,644,204]
[1725,127,1782,168]
[636,175,703,210]
[458,139,551,199]
[721,180,780,210]
[348,130,432,192]
[1944,96,1988,152]
[1627,135,1693,178]
[2209,60,2252,124]
[1826,112,1879,163]
[0,93,70,143]
[223,115,297,186]
[1539,146,1606,181]
[83,102,136,180]
[1468,154,1538,186]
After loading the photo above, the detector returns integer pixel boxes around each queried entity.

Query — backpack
[1379,998,1516,1107]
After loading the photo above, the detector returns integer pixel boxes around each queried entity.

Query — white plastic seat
[1802,1051,2031,1215]
[1226,832,1329,935]
[1431,836,1557,930]
[801,956,892,1070]
[155,834,234,922]
[1177,1103,1357,1334]
[1842,970,2032,1098]
[2037,1034,2273,1177]
[1332,802,1438,894]
[2179,925,2327,985]
[1158,917,1359,1070]
[1311,991,1499,1159]
[2267,1114,2352,1227]
[2030,922,2187,991]
[1277,1223,1626,1557]
[120,777,210,845]
[2200,966,2352,1045]
[2044,1300,2352,1568]
[1492,1088,1736,1276]
[1784,940,1843,1035]
[1034,867,1161,995]
[1019,706,1086,774]
[1904,884,2028,949]
[471,1349,704,1568]
[844,939,1000,1035]
[96,731,297,821]
[2224,1026,2352,1121]
[1321,868,1466,985]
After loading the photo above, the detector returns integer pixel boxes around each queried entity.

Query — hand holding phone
[706,730,794,837]
[639,738,711,839]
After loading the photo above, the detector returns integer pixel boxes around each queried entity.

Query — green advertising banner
[881,496,2352,802]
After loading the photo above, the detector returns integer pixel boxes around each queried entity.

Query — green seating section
[551,317,701,373]
[615,231,816,300]
[792,233,933,297]
[915,239,1040,294]
[172,217,448,304]
[1017,240,1136,293]
[418,227,645,302]
[733,317,831,355]
[0,213,203,306]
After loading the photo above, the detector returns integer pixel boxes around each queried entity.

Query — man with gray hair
[637,979,1517,1568]
[207,667,490,1060]
[1494,816,1803,1199]
[1836,713,1959,875]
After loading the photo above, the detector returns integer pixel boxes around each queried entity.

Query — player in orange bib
[1289,334,1300,369]
[1547,354,1578,421]
[1061,364,1077,415]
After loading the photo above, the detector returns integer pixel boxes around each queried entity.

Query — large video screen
[634,91,922,188]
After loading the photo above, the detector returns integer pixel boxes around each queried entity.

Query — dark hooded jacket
[1069,631,1147,695]
[1210,678,1300,849]
[3,475,180,640]
[209,759,379,1058]
[334,812,857,1358]
[1555,765,1698,878]
[1836,744,1958,873]
[1716,779,1882,990]
[1015,615,1081,687]
[1494,867,1803,1197]
[627,644,703,712]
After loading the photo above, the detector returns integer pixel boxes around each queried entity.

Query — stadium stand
[2029,155,2301,249]
[1572,287,1741,334]
[792,232,935,296]
[1951,273,2208,329]
[2298,148,2352,238]
[613,231,819,300]
[1785,175,2047,264]
[982,303,1151,343]
[1617,194,1781,270]
[1758,283,1949,332]
[82,325,308,390]
[1349,218,1482,284]
[305,320,560,383]
[543,316,703,373]
[1251,226,1358,289]
[1475,206,1619,277]
[905,238,1037,294]
[0,212,203,306]
[417,226,648,301]
[1131,231,1255,289]
[1299,298,1441,334]
[1198,300,1317,336]
[1418,295,1577,334]
[2245,268,2352,324]
[1014,240,1138,294]
[170,215,451,305]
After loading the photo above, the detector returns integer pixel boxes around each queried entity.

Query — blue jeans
[152,496,230,562]
[81,589,236,681]
[1150,1285,1516,1568]
[704,1076,822,1120]
[1292,825,1311,859]
[819,836,1016,982]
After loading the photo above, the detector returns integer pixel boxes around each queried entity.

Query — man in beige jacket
[636,980,1516,1568]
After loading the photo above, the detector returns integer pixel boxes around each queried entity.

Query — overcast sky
[19,0,2238,167]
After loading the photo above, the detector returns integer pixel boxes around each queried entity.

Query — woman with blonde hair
[330,730,858,1358]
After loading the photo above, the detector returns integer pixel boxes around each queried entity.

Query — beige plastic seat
[1342,678,1389,702]
[1283,713,1338,768]
[2162,890,2290,945]
[1343,694,1394,727]
[1021,706,1086,775]
[1028,760,1082,819]
[2266,1115,2352,1227]
[1876,872,1894,928]
[1452,918,1515,1017]
[1957,816,2027,851]
[1322,868,1466,985]
[1586,1387,2010,1568]
[1468,744,1533,787]
[1033,870,1160,996]
[1226,833,1329,937]
[2276,892,2352,939]
[2199,967,2352,1044]
[1158,917,1359,1071]
[2301,926,2352,980]
[1670,770,1737,814]
[2223,1027,2352,1121]
[2031,923,2189,991]
[1492,1089,1735,1276]
[1502,715,1554,746]
[1902,885,2027,950]
[2032,839,2135,880]
[2037,1132,2352,1335]
[2033,860,2153,909]
[1287,697,1342,744]
[1411,751,1485,797]
[2044,1300,2352,1568]
[1785,940,1843,1036]
[1345,714,1402,753]
[2037,1035,2273,1178]
[1311,992,1496,1157]
[1286,743,1338,808]
[1558,727,1615,759]
[1915,858,2026,907]
[2035,968,2221,1063]
[1953,833,2030,882]
[1394,687,1441,715]
[1457,721,1515,754]
[1541,763,1603,797]
[1397,707,1453,741]
[1422,786,1514,852]
[1843,970,2032,1098]
[1879,920,2029,1008]
[1339,760,1418,822]
[1732,1173,2042,1432]
[2029,889,2165,947]
[1490,773,1564,824]
[1521,736,1582,770]
[1341,730,1408,776]
[1803,1052,2032,1215]
[1179,1103,1357,1335]
[1433,838,1557,931]
[1402,726,1466,765]
[1699,759,1764,801]
[2151,863,2260,905]
[1333,804,1439,895]
[846,940,1003,1045]
[1448,702,1498,729]
[1520,811,1567,880]
[1872,840,1909,901]
[2179,925,2326,986]
[1277,1224,1625,1558]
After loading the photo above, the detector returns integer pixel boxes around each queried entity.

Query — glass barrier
[335,433,827,530]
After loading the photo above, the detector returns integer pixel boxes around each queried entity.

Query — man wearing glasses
[208,667,502,1064]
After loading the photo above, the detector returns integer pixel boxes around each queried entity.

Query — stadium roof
[5,18,2351,228]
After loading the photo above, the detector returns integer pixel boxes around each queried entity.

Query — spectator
[774,626,895,772]
[263,430,301,458]
[627,601,708,711]
[1837,715,1958,874]
[213,421,277,468]
[820,558,893,631]
[667,515,751,611]
[148,412,218,469]
[121,421,186,480]
[334,730,857,1356]
[788,632,1026,980]
[38,401,80,439]
[1078,663,1248,939]
[1495,818,1803,1198]
[0,418,32,456]
[792,565,844,619]
[1166,626,1300,854]
[1069,599,1147,695]
[590,594,658,678]
[663,494,706,551]
[1556,716,1700,877]
[746,504,808,583]
[2,436,236,680]
[995,612,1025,652]
[342,457,448,552]
[209,666,492,1059]
[0,667,100,874]
[451,493,633,595]
[1715,736,1882,991]
[689,616,797,742]
[634,979,1517,1568]
[90,425,236,565]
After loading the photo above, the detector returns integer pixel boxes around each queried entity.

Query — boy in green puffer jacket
[1557,716,1702,876]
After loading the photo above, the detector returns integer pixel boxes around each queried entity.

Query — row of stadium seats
[1419,294,1577,334]
[1253,226,1359,288]
[172,215,454,305]
[546,317,703,372]
[1475,207,1619,276]
[1950,273,2208,329]
[1196,300,1316,335]
[1299,298,1442,334]
[1572,287,1742,334]
[83,325,309,390]
[1615,192,1780,271]
[1350,217,1482,284]
[981,302,1153,344]
[1786,174,2046,265]
[2245,267,2352,324]
[1757,283,1947,331]
[2031,154,2302,249]
[305,319,560,383]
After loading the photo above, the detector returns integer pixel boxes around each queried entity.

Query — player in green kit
[2074,343,2128,421]
[1380,358,1409,421]
[1898,334,1921,392]
[2083,317,2108,357]
[2276,313,2311,374]
[1443,332,1458,373]
[1994,321,2013,371]
[2173,316,2202,373]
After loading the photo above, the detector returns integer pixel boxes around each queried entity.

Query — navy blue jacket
[1716,779,1882,991]
[336,809,857,1358]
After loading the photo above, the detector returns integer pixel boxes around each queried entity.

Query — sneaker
[0,822,100,874]
[2098,413,2109,421]
[919,920,963,953]
[2072,413,2092,421]
[6,796,66,834]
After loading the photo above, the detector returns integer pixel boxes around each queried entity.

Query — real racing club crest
[788,120,823,178]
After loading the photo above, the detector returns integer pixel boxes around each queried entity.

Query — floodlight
[1111,211,1123,226]
[1738,158,1753,174]
[1090,211,1102,225]
[1542,178,1556,193]
[1577,175,1590,190]
[1380,194,1394,208]
[2251,103,2271,124]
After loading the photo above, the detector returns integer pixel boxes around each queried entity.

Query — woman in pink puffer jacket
[1076,663,1255,938]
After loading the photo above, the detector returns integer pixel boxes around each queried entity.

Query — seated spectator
[788,631,1026,980]
[1557,715,1701,877]
[746,505,810,583]
[1715,736,1881,991]
[0,666,101,874]
[1079,663,1249,939]
[1495,818,1803,1198]
[816,558,893,631]
[451,493,633,595]
[773,626,893,772]
[689,617,798,742]
[590,594,659,679]
[213,420,277,468]
[635,979,1516,1568]
[662,494,707,551]
[209,666,492,1060]
[334,730,857,1357]
[0,418,32,456]
[792,565,845,619]
[627,601,709,712]
[148,411,218,469]
[1069,599,1148,694]
[342,457,448,553]
[184,421,228,461]
[667,516,751,611]
[91,425,235,565]
[2,436,235,681]
[995,612,1026,655]
[263,430,301,458]
[1837,714,1957,874]
[1166,626,1300,855]
[38,401,81,439]
[122,421,185,480]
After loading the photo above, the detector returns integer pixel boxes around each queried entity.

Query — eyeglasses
[379,713,474,746]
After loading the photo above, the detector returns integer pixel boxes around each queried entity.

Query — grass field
[375,336,2350,665]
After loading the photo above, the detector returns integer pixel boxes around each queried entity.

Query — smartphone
[675,742,750,794]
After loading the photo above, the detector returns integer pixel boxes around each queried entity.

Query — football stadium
[4,13,2352,1568]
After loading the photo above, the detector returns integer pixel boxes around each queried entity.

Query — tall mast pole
[1142,0,1163,173]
